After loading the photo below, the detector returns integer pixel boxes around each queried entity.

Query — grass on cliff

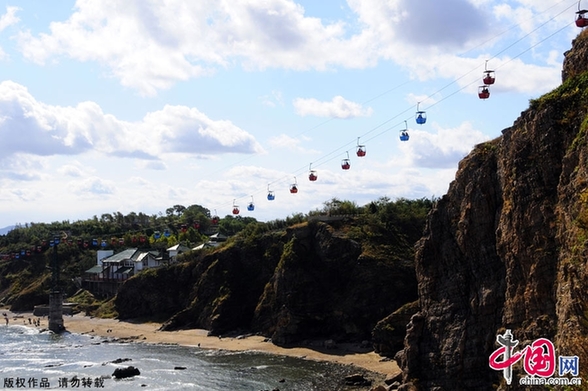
[67,289,118,318]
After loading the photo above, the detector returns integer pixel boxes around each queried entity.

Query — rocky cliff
[115,216,421,344]
[398,30,588,390]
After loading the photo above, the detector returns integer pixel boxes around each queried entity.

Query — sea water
[0,324,363,390]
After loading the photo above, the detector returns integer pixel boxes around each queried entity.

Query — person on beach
[4,317,8,325]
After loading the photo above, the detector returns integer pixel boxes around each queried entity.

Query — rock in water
[112,366,140,379]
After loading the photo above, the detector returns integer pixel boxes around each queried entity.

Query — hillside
[396,30,588,390]
[0,198,431,348]
[114,198,431,345]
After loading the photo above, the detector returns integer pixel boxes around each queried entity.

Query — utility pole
[48,236,64,333]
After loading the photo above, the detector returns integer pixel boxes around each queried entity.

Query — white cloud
[0,81,264,166]
[14,0,565,96]
[0,6,20,31]
[68,176,116,196]
[58,164,85,177]
[267,134,321,155]
[399,122,490,169]
[293,95,373,118]
[260,90,284,107]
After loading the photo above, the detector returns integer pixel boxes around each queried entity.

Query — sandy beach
[8,311,400,380]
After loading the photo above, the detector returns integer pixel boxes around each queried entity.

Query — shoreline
[9,311,401,379]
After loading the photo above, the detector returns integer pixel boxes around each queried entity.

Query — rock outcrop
[397,30,588,390]
[115,219,419,344]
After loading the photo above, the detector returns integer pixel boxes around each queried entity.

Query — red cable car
[308,163,318,181]
[478,85,490,99]
[290,177,298,193]
[483,61,495,85]
[577,1,588,27]
[356,138,366,157]
[341,151,351,170]
[232,200,240,215]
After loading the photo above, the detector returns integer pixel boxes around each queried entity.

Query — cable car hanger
[415,102,426,125]
[290,176,298,193]
[308,163,318,181]
[577,0,588,27]
[399,121,409,142]
[267,184,275,201]
[356,137,366,157]
[341,151,351,170]
[483,60,495,85]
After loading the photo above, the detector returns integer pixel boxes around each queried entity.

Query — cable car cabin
[341,159,351,170]
[247,202,255,211]
[290,184,298,193]
[356,145,366,157]
[267,191,275,200]
[478,86,490,99]
[232,206,240,215]
[577,9,588,27]
[211,216,219,224]
[483,70,495,85]
[309,171,318,181]
[154,231,161,239]
[399,130,409,142]
[164,229,171,237]
[415,111,426,125]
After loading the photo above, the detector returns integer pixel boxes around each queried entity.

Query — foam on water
[0,323,364,390]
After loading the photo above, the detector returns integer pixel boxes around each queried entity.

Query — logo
[489,330,582,386]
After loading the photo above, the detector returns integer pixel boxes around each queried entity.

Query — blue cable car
[163,228,171,238]
[400,121,409,141]
[267,185,275,200]
[154,231,161,239]
[415,102,426,125]
[247,196,255,211]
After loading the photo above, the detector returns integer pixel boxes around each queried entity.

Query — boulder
[112,366,140,379]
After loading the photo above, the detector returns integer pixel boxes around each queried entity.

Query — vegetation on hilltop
[0,197,434,317]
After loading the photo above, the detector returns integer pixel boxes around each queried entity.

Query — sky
[0,0,582,228]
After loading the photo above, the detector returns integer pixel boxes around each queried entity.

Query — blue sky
[0,0,581,227]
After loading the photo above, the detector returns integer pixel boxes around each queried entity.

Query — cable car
[577,1,588,27]
[154,231,161,239]
[399,121,409,142]
[267,184,275,200]
[478,85,490,100]
[101,239,107,247]
[290,177,298,193]
[483,60,495,85]
[356,137,366,157]
[341,151,351,170]
[92,238,98,247]
[211,210,219,224]
[163,228,171,238]
[247,196,255,211]
[415,102,426,125]
[308,163,318,181]
[232,200,240,215]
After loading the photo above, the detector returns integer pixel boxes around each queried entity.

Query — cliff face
[398,31,588,390]
[115,219,418,344]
